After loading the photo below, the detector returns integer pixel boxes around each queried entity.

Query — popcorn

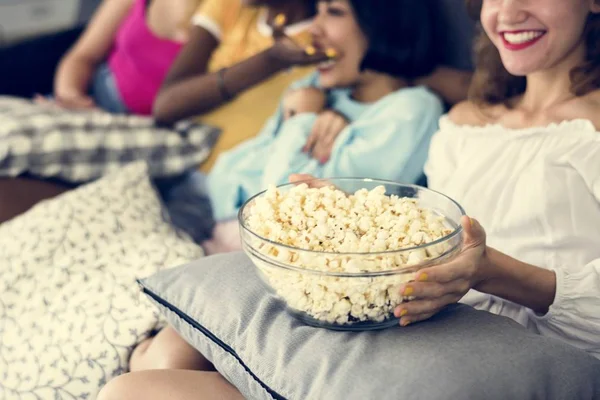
[245,184,455,326]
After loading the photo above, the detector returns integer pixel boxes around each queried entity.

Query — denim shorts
[91,63,129,114]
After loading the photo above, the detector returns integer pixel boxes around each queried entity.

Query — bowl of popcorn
[239,178,465,331]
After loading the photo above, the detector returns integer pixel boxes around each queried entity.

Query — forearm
[154,50,287,125]
[476,247,557,314]
[54,53,96,97]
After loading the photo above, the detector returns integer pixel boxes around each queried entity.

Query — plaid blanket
[0,96,220,182]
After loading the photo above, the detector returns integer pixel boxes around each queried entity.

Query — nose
[309,11,325,39]
[497,0,528,25]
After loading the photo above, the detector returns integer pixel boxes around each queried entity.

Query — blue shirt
[207,73,444,221]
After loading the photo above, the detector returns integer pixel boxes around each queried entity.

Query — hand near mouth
[267,14,332,68]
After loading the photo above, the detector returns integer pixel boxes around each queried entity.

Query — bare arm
[54,0,134,107]
[476,247,557,314]
[154,26,327,125]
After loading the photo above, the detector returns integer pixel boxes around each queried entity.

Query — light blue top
[207,72,444,221]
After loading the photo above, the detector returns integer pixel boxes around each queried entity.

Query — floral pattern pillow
[0,163,204,399]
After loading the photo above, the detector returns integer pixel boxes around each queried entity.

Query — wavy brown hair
[466,0,600,106]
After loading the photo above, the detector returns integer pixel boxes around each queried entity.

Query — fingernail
[418,273,428,282]
[326,48,338,58]
[305,45,316,56]
[399,309,408,317]
[401,319,411,327]
[320,156,328,164]
[274,14,286,27]
[403,286,414,296]
[470,217,474,227]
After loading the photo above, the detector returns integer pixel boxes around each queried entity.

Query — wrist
[472,248,557,313]
[264,46,293,72]
[55,85,84,99]
[473,246,501,291]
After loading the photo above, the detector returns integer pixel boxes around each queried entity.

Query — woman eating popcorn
[97,0,456,397]
[100,0,600,397]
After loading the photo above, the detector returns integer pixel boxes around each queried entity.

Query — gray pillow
[141,252,600,400]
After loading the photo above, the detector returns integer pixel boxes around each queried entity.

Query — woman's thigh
[98,370,244,400]
[129,325,213,372]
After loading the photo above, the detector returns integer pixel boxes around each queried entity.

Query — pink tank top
[108,0,183,115]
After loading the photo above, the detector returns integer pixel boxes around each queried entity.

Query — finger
[304,117,325,153]
[33,94,46,104]
[413,257,477,284]
[34,95,56,107]
[398,279,470,300]
[461,216,486,248]
[304,50,329,62]
[399,312,437,327]
[272,14,287,39]
[301,52,329,65]
[325,48,339,59]
[288,174,333,189]
[289,44,329,66]
[303,131,318,154]
[312,121,333,161]
[394,293,459,319]
[289,174,316,184]
[318,116,349,163]
[324,117,347,145]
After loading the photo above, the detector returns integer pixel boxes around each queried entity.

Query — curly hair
[465,0,600,106]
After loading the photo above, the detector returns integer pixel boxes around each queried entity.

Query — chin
[503,67,529,76]
[500,58,537,77]
[317,75,337,89]
[317,74,359,90]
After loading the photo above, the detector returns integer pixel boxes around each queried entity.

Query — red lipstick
[500,30,546,51]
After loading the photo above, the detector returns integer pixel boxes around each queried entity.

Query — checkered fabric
[0,96,220,182]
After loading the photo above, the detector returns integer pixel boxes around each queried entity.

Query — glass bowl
[238,178,465,331]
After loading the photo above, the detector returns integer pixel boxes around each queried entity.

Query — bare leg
[97,370,244,400]
[130,326,214,372]
[202,220,242,256]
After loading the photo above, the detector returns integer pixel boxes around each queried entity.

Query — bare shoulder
[558,90,600,131]
[447,101,498,126]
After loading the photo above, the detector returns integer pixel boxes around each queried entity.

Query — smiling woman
[205,0,443,228]
[467,0,600,104]
[310,0,436,90]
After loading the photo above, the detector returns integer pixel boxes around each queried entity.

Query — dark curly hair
[466,0,600,105]
[346,0,438,79]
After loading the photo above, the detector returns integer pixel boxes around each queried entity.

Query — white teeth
[503,31,544,44]
[319,60,336,68]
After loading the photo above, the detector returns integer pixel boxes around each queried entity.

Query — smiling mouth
[501,30,546,50]
[317,59,337,73]
[319,59,336,68]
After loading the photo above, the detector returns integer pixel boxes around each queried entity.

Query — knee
[130,327,211,372]
[97,374,137,400]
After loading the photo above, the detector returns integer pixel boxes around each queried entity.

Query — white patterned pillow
[0,163,204,399]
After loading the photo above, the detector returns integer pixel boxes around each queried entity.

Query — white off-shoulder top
[425,116,600,359]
